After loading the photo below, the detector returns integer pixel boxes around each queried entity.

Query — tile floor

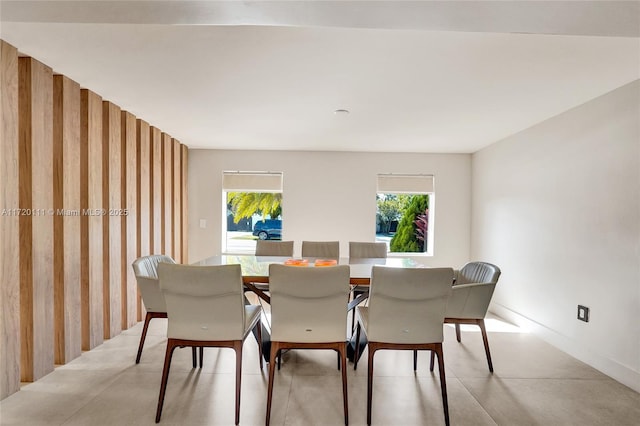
[1,313,639,426]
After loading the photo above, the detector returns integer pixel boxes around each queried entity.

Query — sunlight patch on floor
[446,317,528,334]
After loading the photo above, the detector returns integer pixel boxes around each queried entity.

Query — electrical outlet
[577,305,590,322]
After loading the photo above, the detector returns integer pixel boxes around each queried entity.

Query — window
[222,171,283,253]
[376,174,434,255]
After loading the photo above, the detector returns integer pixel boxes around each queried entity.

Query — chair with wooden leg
[353,266,453,426]
[255,240,295,257]
[132,255,176,364]
[265,264,351,426]
[348,241,387,260]
[347,242,387,332]
[248,240,295,299]
[434,261,501,373]
[301,240,339,259]
[290,240,342,370]
[155,263,263,424]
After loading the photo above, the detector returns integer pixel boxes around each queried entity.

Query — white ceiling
[1,1,639,153]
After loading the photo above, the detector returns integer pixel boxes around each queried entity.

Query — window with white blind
[222,171,283,253]
[376,174,434,255]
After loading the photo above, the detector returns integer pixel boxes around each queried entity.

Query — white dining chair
[301,240,340,259]
[255,240,294,257]
[131,255,176,364]
[354,266,453,426]
[348,241,387,259]
[155,263,263,424]
[250,240,295,295]
[265,263,351,426]
[436,261,501,372]
[348,242,387,331]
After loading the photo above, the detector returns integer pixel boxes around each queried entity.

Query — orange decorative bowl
[314,259,338,267]
[284,258,309,267]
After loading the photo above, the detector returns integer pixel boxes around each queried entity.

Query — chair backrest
[132,255,176,313]
[349,242,387,259]
[301,241,340,259]
[367,266,453,344]
[255,240,294,257]
[456,262,501,285]
[158,263,246,341]
[268,264,350,343]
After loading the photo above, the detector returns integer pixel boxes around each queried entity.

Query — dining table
[193,254,419,303]
[192,254,421,361]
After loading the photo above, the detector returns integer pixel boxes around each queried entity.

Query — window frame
[222,171,283,254]
[376,174,435,256]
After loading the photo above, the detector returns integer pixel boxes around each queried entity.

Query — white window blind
[377,174,434,194]
[222,171,283,192]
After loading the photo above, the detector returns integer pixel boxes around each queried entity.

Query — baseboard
[489,302,640,394]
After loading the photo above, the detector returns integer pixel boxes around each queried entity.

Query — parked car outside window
[252,219,282,240]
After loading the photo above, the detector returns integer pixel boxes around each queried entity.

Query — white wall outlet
[199,219,207,229]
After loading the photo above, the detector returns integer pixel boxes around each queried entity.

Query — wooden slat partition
[18,57,54,382]
[121,111,137,328]
[136,119,151,321]
[0,39,189,399]
[102,101,122,339]
[181,145,188,263]
[162,133,173,257]
[53,75,82,364]
[150,127,162,255]
[172,140,182,263]
[0,40,20,399]
[80,89,104,351]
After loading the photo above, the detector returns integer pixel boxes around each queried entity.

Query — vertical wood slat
[136,120,151,258]
[172,140,182,263]
[18,57,54,382]
[136,120,151,321]
[181,145,188,263]
[53,75,82,364]
[0,40,20,399]
[150,127,162,255]
[80,89,103,351]
[102,101,122,339]
[162,133,173,257]
[122,111,137,328]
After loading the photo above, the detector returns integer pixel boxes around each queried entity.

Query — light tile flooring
[1,313,639,426]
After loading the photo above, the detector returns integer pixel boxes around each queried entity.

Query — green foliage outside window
[227,192,282,223]
[376,194,409,233]
[389,194,429,252]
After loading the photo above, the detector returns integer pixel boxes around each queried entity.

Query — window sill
[388,252,433,257]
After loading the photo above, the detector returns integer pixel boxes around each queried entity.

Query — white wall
[188,150,471,267]
[472,80,640,392]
